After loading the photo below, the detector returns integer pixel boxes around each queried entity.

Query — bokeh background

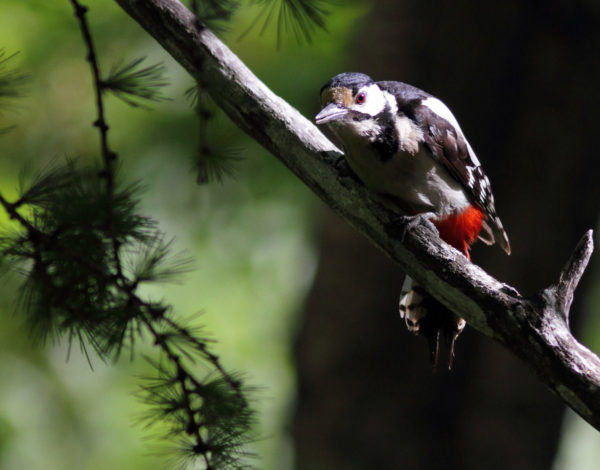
[1,1,599,469]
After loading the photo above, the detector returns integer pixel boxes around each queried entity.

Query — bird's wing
[378,81,510,253]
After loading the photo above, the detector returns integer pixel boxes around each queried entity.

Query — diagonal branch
[114,0,600,430]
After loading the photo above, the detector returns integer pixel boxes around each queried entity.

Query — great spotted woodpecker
[315,72,510,368]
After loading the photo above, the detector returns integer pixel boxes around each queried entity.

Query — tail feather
[398,204,509,369]
[399,276,465,370]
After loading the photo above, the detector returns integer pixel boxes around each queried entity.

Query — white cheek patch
[352,83,386,117]
[422,97,481,166]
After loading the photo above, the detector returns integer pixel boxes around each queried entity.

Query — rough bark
[114,0,600,430]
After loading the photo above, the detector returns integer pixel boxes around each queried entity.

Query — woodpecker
[315,72,510,368]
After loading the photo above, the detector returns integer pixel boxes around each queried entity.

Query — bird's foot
[389,213,438,244]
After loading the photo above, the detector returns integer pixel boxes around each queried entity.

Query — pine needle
[103,57,169,107]
[0,50,28,104]
[240,0,333,45]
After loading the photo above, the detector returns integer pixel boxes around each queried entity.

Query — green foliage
[4,165,148,349]
[103,58,169,107]
[241,0,334,45]
[0,50,27,134]
[0,50,27,104]
[189,0,335,43]
[0,1,265,467]
[0,0,365,468]
[139,354,256,469]
[190,0,240,30]
[186,86,243,184]
[130,235,192,284]
[1,157,258,467]
[194,144,243,184]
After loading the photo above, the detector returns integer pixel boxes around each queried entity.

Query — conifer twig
[69,0,116,185]
[1,3,258,467]
[69,0,123,281]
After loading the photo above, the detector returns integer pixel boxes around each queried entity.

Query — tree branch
[114,0,600,430]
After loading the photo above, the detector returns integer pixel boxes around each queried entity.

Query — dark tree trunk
[292,1,600,469]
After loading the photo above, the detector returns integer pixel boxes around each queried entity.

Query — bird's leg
[402,290,466,370]
[388,212,439,244]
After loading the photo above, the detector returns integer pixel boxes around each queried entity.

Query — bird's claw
[389,213,438,244]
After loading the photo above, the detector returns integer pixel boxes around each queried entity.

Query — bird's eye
[356,92,366,104]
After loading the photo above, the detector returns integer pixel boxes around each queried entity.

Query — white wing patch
[422,97,461,131]
[466,166,475,186]
[422,97,481,166]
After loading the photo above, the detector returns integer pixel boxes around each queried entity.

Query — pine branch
[0,166,258,468]
[68,2,256,466]
[140,311,256,469]
[69,1,116,185]
[68,2,256,465]
[114,0,600,431]
[0,3,258,468]
[69,0,125,288]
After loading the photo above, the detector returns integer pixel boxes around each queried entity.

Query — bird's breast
[344,145,470,217]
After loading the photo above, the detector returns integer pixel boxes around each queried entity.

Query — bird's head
[315,72,389,131]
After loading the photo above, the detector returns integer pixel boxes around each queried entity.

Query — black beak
[315,103,348,125]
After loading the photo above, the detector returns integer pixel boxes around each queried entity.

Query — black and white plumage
[315,72,510,367]
[316,72,509,254]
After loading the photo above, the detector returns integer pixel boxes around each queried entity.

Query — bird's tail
[399,276,465,370]
[398,205,506,368]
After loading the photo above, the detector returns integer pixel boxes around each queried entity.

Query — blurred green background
[1,1,599,470]
[0,1,365,469]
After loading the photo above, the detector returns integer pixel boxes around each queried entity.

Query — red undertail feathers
[433,206,485,260]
